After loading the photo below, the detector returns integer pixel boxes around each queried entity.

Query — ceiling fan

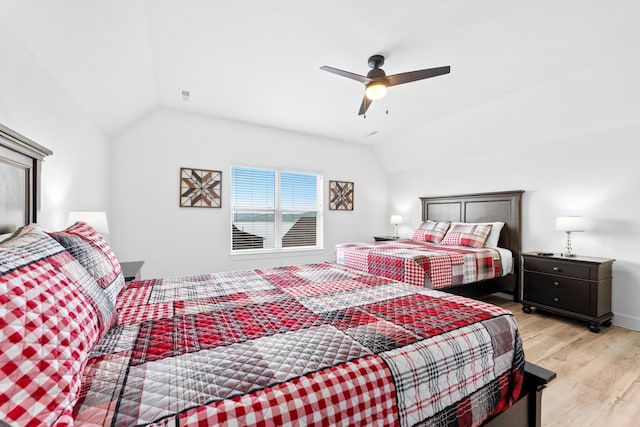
[320,55,450,116]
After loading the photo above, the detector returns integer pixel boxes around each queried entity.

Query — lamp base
[562,232,577,258]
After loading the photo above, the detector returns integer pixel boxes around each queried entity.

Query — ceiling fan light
[365,82,387,100]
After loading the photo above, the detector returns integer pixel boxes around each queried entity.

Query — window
[231,166,322,252]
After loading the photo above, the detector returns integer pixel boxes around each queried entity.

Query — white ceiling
[3,0,640,145]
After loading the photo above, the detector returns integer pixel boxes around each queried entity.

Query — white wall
[0,23,110,231]
[384,130,639,330]
[110,109,387,278]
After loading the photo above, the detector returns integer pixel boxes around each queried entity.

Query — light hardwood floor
[485,294,640,427]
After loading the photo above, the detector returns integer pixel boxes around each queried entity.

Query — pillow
[484,222,505,247]
[411,220,451,243]
[449,221,505,248]
[49,221,124,305]
[441,223,493,248]
[0,224,115,425]
[0,232,16,243]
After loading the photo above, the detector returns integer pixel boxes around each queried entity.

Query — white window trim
[230,165,324,255]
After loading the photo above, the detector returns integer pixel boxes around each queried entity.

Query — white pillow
[0,231,17,243]
[449,222,505,248]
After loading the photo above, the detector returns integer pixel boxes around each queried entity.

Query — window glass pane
[281,211,317,248]
[232,210,274,250]
[231,167,275,208]
[280,171,317,210]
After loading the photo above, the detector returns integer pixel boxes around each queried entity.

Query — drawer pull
[553,297,560,303]
[554,281,560,287]
[553,266,560,272]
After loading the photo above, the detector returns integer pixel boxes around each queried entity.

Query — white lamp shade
[555,216,584,232]
[390,215,403,225]
[68,211,109,234]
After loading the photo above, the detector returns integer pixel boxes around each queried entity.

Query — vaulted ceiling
[3,1,639,145]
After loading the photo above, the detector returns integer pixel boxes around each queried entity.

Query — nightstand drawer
[525,258,592,280]
[523,272,590,315]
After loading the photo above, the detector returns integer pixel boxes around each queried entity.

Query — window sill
[229,246,325,259]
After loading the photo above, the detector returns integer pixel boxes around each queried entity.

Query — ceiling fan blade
[358,95,372,116]
[320,66,371,84]
[386,66,450,87]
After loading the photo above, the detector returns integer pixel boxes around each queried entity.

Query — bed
[0,125,553,426]
[335,191,524,296]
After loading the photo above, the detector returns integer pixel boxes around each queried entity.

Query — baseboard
[612,313,640,331]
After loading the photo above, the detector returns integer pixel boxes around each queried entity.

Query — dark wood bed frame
[421,190,555,426]
[0,123,52,234]
[421,190,524,297]
[1,128,553,426]
[486,362,556,427]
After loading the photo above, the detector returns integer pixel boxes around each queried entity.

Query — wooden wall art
[329,180,354,210]
[180,167,222,208]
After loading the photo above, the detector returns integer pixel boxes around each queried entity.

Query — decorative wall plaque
[329,180,354,210]
[180,167,221,208]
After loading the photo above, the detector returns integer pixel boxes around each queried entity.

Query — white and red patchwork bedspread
[73,263,523,426]
[335,240,503,289]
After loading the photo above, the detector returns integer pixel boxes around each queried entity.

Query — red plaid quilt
[72,263,523,426]
[1,225,119,426]
[335,240,504,289]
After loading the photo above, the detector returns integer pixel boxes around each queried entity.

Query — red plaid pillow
[0,224,113,425]
[441,223,493,248]
[49,221,124,305]
[411,220,451,243]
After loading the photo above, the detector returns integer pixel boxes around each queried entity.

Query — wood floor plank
[484,294,640,427]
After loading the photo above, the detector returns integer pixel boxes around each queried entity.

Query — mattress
[335,240,509,289]
[73,262,524,426]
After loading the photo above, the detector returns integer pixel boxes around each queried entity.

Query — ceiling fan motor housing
[368,54,385,69]
[366,68,386,79]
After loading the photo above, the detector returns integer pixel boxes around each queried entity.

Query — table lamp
[555,216,584,257]
[390,214,402,238]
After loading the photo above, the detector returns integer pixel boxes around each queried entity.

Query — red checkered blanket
[335,240,504,289]
[73,263,523,426]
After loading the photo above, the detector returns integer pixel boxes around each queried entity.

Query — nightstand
[520,252,614,332]
[373,236,400,242]
[121,260,144,282]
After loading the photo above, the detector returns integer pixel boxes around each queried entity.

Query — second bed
[335,191,523,294]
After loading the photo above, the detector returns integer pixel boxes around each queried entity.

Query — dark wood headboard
[0,123,52,233]
[420,190,524,293]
